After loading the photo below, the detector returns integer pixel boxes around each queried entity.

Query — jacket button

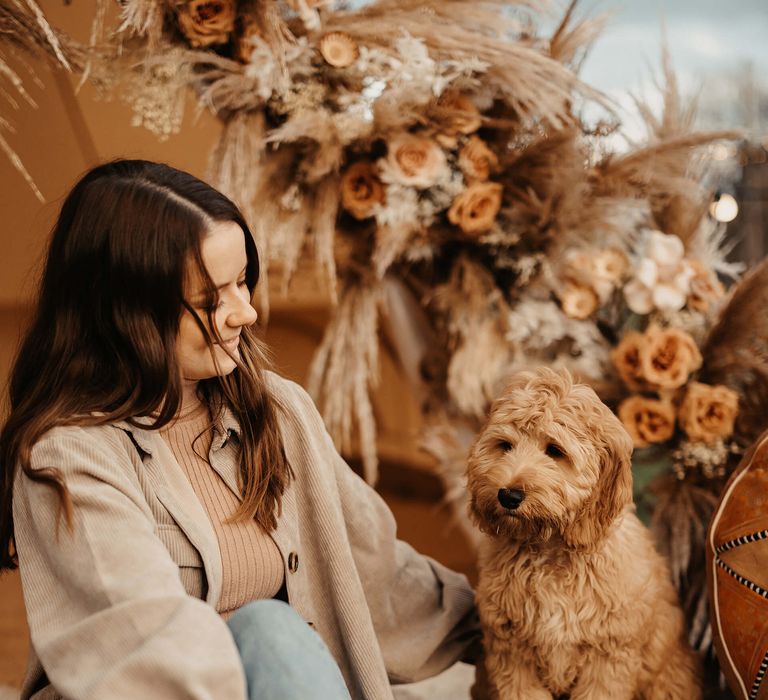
[288,551,299,573]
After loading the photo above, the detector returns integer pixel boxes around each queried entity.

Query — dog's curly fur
[468,368,700,700]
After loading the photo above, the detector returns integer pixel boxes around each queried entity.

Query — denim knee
[226,599,351,700]
[227,599,305,645]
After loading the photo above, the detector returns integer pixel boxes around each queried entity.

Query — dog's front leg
[570,649,641,700]
[483,631,553,700]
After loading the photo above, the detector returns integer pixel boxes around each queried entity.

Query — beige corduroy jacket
[13,372,479,700]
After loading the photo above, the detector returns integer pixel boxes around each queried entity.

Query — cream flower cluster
[623,230,696,315]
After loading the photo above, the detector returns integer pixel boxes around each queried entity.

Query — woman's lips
[218,336,240,350]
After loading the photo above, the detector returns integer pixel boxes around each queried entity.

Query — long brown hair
[0,159,291,571]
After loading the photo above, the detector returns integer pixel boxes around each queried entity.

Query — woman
[0,160,479,700]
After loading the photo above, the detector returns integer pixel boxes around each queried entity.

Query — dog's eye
[498,440,514,452]
[545,443,565,459]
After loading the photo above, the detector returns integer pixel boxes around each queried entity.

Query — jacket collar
[115,405,241,457]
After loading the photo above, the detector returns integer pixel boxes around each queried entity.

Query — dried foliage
[307,281,382,481]
[701,257,768,447]
[0,0,84,200]
[650,475,722,651]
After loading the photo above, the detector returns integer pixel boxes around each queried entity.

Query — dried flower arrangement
[12,0,762,668]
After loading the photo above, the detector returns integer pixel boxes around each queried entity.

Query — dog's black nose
[498,488,525,510]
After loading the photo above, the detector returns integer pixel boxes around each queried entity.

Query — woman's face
[176,220,258,381]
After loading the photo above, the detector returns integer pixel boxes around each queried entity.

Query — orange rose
[448,182,503,235]
[559,281,599,320]
[176,0,235,48]
[678,382,739,443]
[340,162,384,220]
[382,133,448,189]
[612,330,647,392]
[687,260,725,312]
[640,324,702,390]
[458,136,499,182]
[618,396,676,448]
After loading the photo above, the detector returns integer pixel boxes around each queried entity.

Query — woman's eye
[498,440,514,452]
[545,443,565,459]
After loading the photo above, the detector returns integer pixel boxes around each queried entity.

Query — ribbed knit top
[160,397,284,617]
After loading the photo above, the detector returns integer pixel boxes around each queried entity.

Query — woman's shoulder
[263,371,321,423]
[263,370,308,400]
[29,421,140,474]
[262,371,336,453]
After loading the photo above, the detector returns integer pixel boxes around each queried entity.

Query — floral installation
[11,0,766,678]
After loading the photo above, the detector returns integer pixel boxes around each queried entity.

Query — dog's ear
[564,410,634,549]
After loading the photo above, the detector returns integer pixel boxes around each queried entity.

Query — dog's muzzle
[498,488,525,510]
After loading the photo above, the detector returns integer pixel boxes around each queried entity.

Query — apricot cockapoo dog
[468,368,699,700]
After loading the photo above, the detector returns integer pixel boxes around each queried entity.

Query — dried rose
[618,396,676,448]
[319,32,359,68]
[687,260,725,312]
[640,324,702,390]
[340,162,384,220]
[612,330,647,392]
[458,136,499,182]
[176,0,235,48]
[594,248,629,284]
[559,281,599,320]
[448,182,503,235]
[437,91,482,136]
[382,133,449,189]
[678,382,739,443]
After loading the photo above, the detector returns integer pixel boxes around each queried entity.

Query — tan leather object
[707,431,768,700]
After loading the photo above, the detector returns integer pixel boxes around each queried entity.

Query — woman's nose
[227,297,258,328]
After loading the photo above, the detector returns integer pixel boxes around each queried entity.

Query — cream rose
[458,136,498,182]
[594,248,629,284]
[340,162,384,220]
[381,133,448,189]
[559,281,599,320]
[618,396,676,448]
[678,382,739,443]
[640,324,702,390]
[448,182,503,235]
[176,0,235,48]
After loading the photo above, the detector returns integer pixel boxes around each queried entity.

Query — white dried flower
[128,56,187,140]
[624,230,696,315]
[671,439,740,480]
[374,184,420,230]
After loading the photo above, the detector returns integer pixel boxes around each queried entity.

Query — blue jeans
[226,599,352,700]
